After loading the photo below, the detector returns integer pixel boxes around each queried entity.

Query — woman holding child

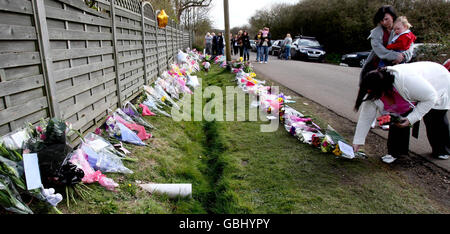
[360,5,414,81]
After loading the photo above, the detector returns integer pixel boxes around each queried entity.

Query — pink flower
[40,134,46,140]
[95,128,102,135]
[36,126,43,133]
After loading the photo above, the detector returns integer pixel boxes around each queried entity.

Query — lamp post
[223,0,231,70]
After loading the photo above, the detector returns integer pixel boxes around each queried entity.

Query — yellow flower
[250,73,256,78]
[128,184,132,187]
[333,145,342,156]
[239,57,244,62]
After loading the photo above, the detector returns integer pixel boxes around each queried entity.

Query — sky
[209,0,300,29]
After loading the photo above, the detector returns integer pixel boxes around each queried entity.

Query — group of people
[204,27,274,63]
[231,30,251,61]
[352,5,450,163]
[204,32,225,57]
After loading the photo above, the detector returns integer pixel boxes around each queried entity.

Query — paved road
[247,52,450,172]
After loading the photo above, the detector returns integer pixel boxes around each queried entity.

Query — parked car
[250,40,257,52]
[410,43,446,62]
[268,40,277,55]
[291,36,326,62]
[341,51,370,67]
[270,40,283,56]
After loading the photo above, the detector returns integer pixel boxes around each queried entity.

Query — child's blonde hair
[395,16,412,29]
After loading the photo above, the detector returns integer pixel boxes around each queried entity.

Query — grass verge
[26,63,447,214]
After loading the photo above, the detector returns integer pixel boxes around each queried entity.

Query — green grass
[30,63,446,214]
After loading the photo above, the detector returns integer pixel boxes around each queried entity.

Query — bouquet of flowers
[69,149,119,191]
[24,118,84,188]
[81,133,133,174]
[0,175,33,214]
[122,102,155,130]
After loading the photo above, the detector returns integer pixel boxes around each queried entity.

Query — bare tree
[173,0,213,21]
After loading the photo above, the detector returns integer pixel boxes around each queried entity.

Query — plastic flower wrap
[122,102,155,130]
[220,61,227,68]
[320,135,334,153]
[106,115,146,146]
[81,133,132,174]
[0,175,33,214]
[139,104,156,116]
[0,128,31,151]
[69,149,118,191]
[113,112,151,142]
[143,98,171,117]
[155,84,180,109]
[187,75,200,89]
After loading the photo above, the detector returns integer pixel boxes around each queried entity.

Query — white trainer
[381,154,396,164]
[437,155,449,160]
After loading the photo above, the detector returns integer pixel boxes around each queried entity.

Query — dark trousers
[423,109,450,156]
[243,47,250,61]
[388,109,450,157]
[233,46,239,55]
[239,46,244,57]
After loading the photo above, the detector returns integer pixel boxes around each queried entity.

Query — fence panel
[0,0,50,135]
[44,0,118,140]
[0,0,193,140]
[112,5,145,104]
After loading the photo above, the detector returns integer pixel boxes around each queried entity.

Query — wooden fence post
[110,0,122,107]
[140,3,148,85]
[32,0,60,118]
[164,19,169,69]
[154,10,161,76]
[171,20,174,58]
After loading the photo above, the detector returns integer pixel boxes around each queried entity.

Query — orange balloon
[157,10,169,28]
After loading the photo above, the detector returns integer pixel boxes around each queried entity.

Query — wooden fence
[0,0,193,141]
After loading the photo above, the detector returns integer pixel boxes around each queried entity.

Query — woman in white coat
[353,61,450,163]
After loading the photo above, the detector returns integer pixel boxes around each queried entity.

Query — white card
[88,139,109,152]
[23,153,42,190]
[338,141,355,159]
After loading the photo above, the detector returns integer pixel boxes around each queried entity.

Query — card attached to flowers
[23,153,43,190]
[337,141,355,159]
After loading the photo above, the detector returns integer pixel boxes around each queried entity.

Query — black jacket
[241,35,251,49]
[216,35,224,49]
[212,36,218,48]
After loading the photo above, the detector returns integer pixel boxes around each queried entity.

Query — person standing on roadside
[242,31,251,62]
[211,32,217,57]
[231,34,239,56]
[260,27,272,64]
[237,30,244,58]
[217,32,224,56]
[204,32,213,55]
[283,33,293,60]
[255,30,263,62]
